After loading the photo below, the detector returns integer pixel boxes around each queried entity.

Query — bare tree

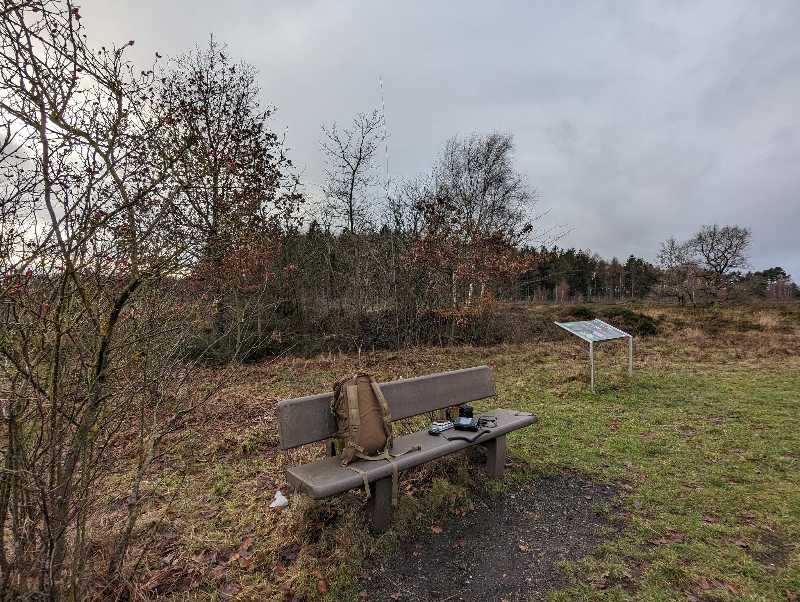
[657,236,698,304]
[435,133,534,245]
[316,109,385,338]
[689,224,751,284]
[411,133,536,306]
[321,109,384,233]
[658,225,751,303]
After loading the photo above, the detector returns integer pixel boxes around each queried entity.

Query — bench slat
[278,366,496,450]
[285,409,536,498]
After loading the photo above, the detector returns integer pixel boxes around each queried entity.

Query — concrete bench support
[484,434,507,477]
[366,477,393,532]
[366,434,511,532]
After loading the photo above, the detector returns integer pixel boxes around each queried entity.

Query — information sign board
[554,319,633,392]
[554,319,630,342]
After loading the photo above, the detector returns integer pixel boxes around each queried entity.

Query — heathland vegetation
[0,2,798,600]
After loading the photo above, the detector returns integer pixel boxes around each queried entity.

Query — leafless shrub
[0,2,233,597]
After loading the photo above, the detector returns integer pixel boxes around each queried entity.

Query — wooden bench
[277,366,537,531]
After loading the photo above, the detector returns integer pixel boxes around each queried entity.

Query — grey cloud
[81,0,800,277]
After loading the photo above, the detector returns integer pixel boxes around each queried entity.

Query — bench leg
[485,435,507,478]
[366,476,392,532]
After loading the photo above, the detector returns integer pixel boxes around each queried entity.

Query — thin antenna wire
[380,75,400,346]
[379,75,390,202]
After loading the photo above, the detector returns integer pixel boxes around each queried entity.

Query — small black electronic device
[453,404,479,431]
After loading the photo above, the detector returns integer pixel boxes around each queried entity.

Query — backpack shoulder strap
[368,375,393,445]
[337,377,366,465]
[346,382,361,438]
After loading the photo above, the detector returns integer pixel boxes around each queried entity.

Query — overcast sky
[82,1,800,277]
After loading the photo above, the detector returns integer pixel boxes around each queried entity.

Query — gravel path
[363,472,618,601]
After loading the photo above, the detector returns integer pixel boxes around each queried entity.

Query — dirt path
[363,472,618,601]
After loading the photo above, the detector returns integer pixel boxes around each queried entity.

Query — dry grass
[754,310,782,331]
[87,303,800,601]
[678,326,708,347]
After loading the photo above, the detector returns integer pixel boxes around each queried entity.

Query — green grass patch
[493,353,800,601]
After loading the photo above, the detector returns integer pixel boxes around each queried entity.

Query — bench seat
[286,408,537,499]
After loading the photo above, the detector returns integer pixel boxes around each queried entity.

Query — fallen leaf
[219,581,240,601]
[518,543,530,553]
[430,525,443,534]
[696,577,730,592]
[141,567,180,592]
[279,544,299,564]
[317,578,329,594]
[238,537,255,568]
[239,536,254,557]
[650,530,685,546]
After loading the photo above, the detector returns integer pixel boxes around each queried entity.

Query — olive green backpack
[331,373,418,505]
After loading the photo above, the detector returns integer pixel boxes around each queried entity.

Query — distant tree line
[745,266,797,300]
[514,248,659,303]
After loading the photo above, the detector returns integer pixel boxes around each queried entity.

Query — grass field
[105,305,800,601]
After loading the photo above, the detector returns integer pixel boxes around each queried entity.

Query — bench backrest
[277,365,495,449]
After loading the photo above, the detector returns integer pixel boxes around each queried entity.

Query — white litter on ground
[269,490,289,508]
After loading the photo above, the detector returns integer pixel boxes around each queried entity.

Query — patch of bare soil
[749,528,795,573]
[363,472,618,601]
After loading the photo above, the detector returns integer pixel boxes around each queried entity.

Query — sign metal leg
[628,336,633,376]
[589,341,594,393]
